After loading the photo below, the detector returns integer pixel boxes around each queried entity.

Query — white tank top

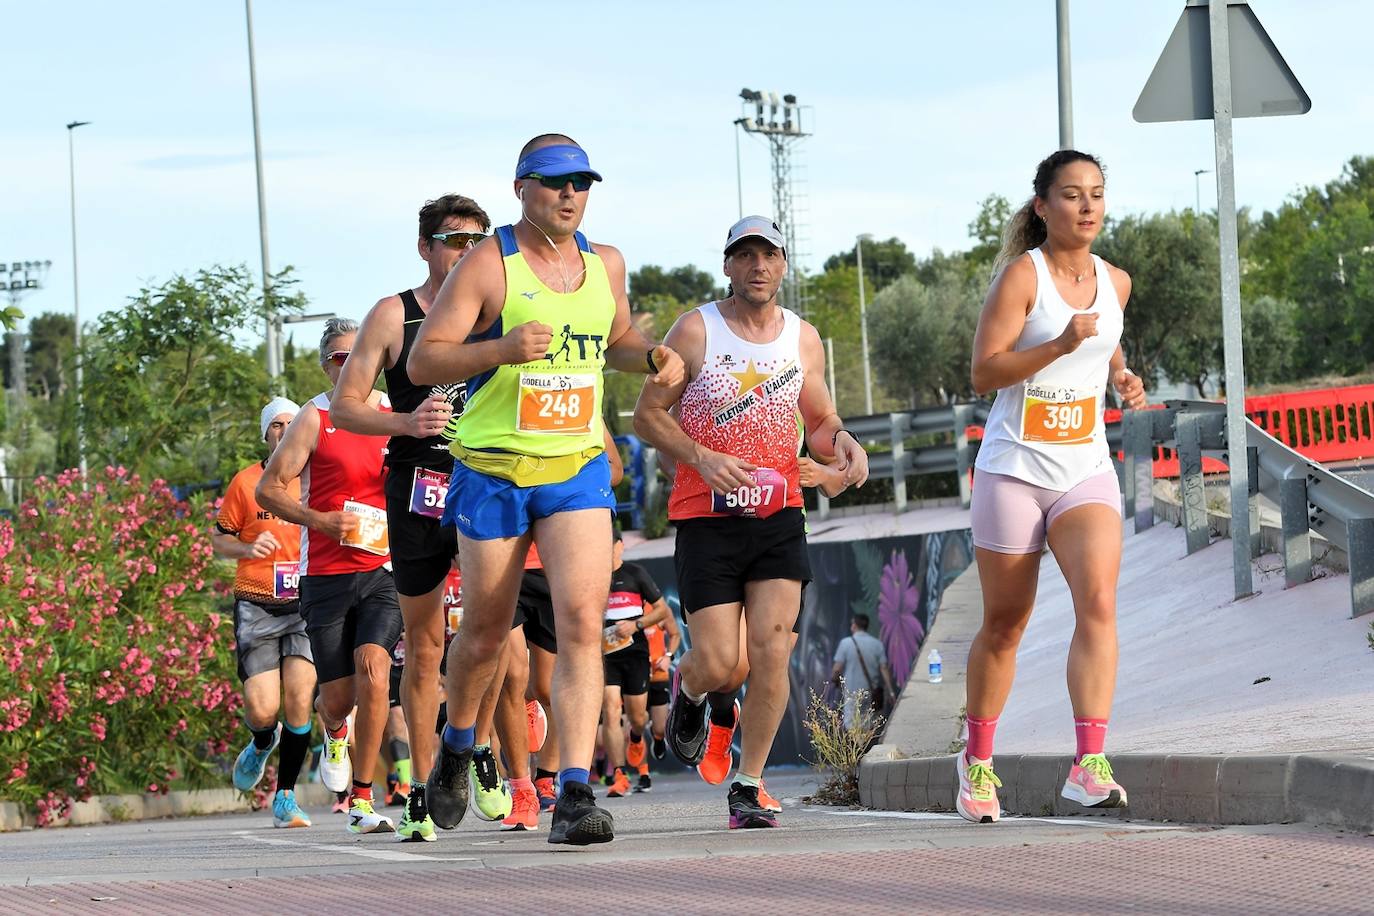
[974,248,1122,490]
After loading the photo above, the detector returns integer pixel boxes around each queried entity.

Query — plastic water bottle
[928,648,943,683]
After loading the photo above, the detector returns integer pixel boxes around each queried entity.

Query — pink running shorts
[970,469,1122,554]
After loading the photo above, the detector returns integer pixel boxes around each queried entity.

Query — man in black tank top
[334,194,540,840]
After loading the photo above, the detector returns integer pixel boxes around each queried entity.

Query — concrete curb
[0,782,338,832]
[859,751,1374,833]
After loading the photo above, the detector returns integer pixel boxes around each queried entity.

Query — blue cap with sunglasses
[515,144,603,182]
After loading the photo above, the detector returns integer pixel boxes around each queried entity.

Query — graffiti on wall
[633,526,973,767]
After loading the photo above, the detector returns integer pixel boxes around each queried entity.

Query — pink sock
[965,715,999,761]
[1074,717,1108,762]
[511,776,533,794]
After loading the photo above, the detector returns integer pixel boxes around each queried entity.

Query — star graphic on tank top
[728,359,771,396]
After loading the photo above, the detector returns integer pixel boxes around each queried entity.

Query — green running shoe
[468,747,512,821]
[395,793,436,843]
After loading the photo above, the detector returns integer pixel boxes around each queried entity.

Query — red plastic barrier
[968,384,1374,479]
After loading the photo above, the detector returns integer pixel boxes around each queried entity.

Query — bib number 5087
[722,483,773,510]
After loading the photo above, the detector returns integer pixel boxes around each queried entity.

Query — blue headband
[515,144,603,182]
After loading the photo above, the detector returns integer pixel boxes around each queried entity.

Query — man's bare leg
[398,583,446,784]
[736,579,801,779]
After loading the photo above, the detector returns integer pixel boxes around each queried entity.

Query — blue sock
[443,724,475,754]
[284,721,312,735]
[559,767,590,788]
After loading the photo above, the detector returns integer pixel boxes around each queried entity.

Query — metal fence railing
[1121,400,1374,617]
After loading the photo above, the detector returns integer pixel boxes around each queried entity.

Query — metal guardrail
[1121,399,1374,617]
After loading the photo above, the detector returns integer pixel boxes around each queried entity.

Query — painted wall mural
[633,526,973,767]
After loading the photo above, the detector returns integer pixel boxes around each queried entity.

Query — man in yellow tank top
[408,133,683,846]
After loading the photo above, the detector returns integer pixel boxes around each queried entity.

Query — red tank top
[669,302,805,520]
[300,392,393,576]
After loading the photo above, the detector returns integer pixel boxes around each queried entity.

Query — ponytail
[991,148,1106,281]
[991,198,1046,279]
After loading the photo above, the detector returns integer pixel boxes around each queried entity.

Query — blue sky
[3,1,1369,352]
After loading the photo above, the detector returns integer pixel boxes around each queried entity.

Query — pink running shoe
[1062,753,1128,808]
[955,751,1002,824]
[526,699,547,754]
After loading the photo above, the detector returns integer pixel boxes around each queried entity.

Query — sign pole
[1208,0,1253,600]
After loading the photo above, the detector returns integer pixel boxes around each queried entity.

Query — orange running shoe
[626,732,647,769]
[607,767,632,798]
[526,699,547,754]
[501,781,541,831]
[758,781,782,814]
[696,698,739,786]
[534,776,557,813]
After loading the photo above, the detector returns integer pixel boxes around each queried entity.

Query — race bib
[392,635,406,665]
[517,372,595,435]
[339,500,389,556]
[409,467,450,519]
[711,467,788,518]
[602,625,633,655]
[272,561,300,600]
[1021,385,1097,445]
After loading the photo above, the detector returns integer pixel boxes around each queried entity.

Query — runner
[691,449,849,812]
[634,215,868,829]
[257,318,403,836]
[599,528,671,798]
[639,603,680,791]
[211,397,316,829]
[383,635,412,806]
[959,149,1146,824]
[329,194,490,842]
[407,133,683,845]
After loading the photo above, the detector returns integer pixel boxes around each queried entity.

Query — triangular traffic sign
[1134,1,1310,123]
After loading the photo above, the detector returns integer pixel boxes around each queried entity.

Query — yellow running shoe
[468,748,512,821]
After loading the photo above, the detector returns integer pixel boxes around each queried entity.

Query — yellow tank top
[452,225,616,458]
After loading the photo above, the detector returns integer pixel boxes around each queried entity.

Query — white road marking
[233,831,478,862]
[803,809,1182,830]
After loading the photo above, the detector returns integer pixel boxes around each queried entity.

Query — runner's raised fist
[407,394,454,438]
[503,321,554,364]
[1056,313,1098,355]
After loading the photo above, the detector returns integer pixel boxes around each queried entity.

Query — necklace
[1045,249,1093,284]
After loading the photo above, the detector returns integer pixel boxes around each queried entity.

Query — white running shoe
[319,729,352,793]
[345,798,394,834]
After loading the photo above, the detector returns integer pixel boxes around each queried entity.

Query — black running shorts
[648,681,670,708]
[519,570,557,654]
[603,648,649,696]
[301,567,404,684]
[388,662,403,709]
[384,468,459,597]
[673,508,811,614]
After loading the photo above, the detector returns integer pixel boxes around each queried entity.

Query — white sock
[732,772,762,789]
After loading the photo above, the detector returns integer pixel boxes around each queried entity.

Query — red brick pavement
[5,832,1372,915]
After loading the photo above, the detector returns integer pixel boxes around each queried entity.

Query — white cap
[724,215,787,258]
[260,397,299,440]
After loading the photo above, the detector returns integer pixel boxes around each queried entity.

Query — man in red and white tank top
[257,318,404,836]
[634,215,869,830]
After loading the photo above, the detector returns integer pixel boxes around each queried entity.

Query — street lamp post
[1056,0,1074,149]
[856,233,874,415]
[66,120,91,483]
[244,0,280,390]
[1194,168,1212,214]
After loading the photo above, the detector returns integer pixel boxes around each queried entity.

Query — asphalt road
[2,770,1371,914]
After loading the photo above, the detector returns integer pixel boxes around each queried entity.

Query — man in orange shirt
[212,397,317,829]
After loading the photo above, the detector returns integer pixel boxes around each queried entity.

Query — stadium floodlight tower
[3,260,53,405]
[737,89,811,316]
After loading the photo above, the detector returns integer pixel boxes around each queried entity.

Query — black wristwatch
[832,428,857,448]
[646,349,659,374]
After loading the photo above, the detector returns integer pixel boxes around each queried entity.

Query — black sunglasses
[527,172,595,192]
[431,230,489,250]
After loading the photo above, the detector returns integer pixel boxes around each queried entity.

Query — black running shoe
[666,670,709,765]
[651,735,667,761]
[634,772,652,793]
[548,780,615,845]
[425,743,472,829]
[727,782,779,830]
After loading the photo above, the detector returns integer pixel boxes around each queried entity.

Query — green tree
[1244,156,1374,377]
[967,193,1013,271]
[82,265,304,486]
[823,237,916,292]
[867,263,981,406]
[629,264,721,306]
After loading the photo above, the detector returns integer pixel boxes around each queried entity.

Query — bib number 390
[711,467,787,519]
[1021,386,1097,445]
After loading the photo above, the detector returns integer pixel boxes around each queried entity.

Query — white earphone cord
[520,190,587,294]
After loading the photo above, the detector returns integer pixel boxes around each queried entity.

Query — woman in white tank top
[954,151,1148,826]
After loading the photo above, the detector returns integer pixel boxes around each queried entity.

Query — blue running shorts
[442,452,615,540]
